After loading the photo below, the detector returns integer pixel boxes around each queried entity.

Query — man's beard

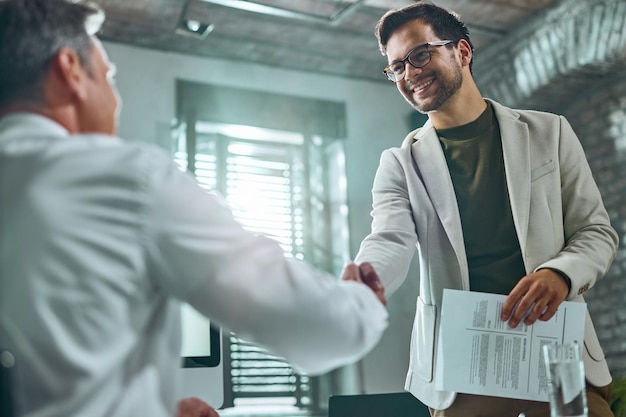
[404,63,463,114]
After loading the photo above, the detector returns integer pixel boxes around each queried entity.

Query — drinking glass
[542,342,588,417]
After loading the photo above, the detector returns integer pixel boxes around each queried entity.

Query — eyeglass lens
[387,47,431,81]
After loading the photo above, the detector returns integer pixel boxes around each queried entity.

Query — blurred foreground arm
[148,154,389,376]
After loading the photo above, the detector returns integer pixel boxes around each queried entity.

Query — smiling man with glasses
[342,2,617,417]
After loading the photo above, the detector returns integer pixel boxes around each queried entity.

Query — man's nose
[403,61,423,81]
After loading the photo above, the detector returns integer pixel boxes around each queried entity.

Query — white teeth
[413,79,434,92]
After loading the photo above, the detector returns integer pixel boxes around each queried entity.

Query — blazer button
[578,283,590,295]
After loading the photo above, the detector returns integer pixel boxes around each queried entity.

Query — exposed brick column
[474,0,626,111]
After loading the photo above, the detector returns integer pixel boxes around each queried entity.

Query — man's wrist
[543,268,572,291]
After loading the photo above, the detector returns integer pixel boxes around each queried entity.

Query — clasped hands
[341,261,387,306]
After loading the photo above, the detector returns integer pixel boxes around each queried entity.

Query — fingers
[501,269,569,328]
[359,262,382,289]
[520,301,550,327]
[359,262,387,305]
[538,301,559,322]
[500,281,527,323]
[341,262,363,283]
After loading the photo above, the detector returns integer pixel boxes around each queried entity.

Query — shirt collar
[0,113,70,145]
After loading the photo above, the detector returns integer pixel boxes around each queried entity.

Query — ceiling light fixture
[198,0,366,25]
[176,0,216,39]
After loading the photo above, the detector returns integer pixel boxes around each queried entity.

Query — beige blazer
[355,99,618,410]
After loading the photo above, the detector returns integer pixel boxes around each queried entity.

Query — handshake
[341,262,387,306]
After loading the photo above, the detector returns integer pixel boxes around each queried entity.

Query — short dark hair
[375,2,474,70]
[0,0,104,108]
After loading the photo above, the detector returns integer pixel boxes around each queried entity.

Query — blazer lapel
[490,100,531,264]
[410,122,469,281]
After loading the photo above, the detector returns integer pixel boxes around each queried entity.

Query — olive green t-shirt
[436,101,526,295]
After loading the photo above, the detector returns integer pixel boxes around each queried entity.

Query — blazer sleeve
[536,115,618,299]
[354,148,419,297]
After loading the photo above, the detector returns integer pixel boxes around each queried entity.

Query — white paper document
[435,289,586,401]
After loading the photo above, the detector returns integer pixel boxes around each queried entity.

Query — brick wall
[474,0,626,111]
[473,0,626,379]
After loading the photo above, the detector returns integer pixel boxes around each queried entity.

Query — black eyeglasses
[383,40,456,83]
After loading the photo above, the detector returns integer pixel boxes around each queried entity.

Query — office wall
[104,41,419,395]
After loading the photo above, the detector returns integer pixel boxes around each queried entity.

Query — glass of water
[542,342,588,417]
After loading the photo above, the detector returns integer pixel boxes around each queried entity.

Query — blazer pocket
[411,296,437,382]
[531,160,556,182]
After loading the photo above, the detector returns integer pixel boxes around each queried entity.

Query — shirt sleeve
[143,150,388,375]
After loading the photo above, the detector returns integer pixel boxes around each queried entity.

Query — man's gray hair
[0,0,105,108]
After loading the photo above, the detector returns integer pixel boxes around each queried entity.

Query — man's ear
[52,47,89,101]
[456,39,473,68]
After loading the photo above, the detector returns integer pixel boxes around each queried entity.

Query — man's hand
[501,269,569,328]
[176,397,219,417]
[342,261,387,305]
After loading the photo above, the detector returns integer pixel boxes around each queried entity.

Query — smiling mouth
[411,77,435,94]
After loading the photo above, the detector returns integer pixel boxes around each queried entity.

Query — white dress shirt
[0,113,388,417]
